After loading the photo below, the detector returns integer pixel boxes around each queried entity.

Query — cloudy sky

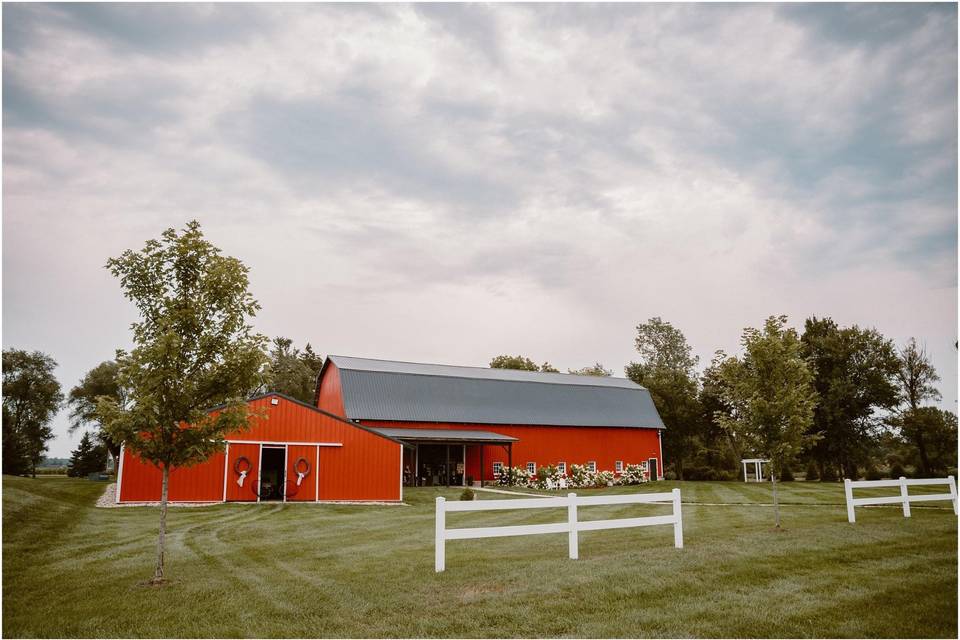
[3,3,957,458]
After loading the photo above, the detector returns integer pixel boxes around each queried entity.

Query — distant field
[3,476,956,638]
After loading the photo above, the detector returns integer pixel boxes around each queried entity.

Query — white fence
[844,476,957,523]
[434,490,682,572]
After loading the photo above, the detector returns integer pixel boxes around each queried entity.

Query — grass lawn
[3,476,956,638]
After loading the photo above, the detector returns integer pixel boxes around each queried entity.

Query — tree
[261,338,319,404]
[715,316,819,527]
[626,318,701,480]
[95,221,267,584]
[898,407,957,475]
[568,363,613,376]
[891,339,942,474]
[67,431,108,477]
[800,317,900,480]
[489,355,541,371]
[67,361,129,473]
[2,349,63,477]
[539,362,559,373]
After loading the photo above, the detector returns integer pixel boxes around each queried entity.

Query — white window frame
[586,461,597,473]
[526,462,536,475]
[557,461,567,475]
[615,460,624,473]
[492,461,503,477]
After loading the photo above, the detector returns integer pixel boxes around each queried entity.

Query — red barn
[116,355,665,504]
[316,356,665,489]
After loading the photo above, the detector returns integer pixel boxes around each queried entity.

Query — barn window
[557,461,566,475]
[492,461,503,477]
[526,462,536,475]
[615,460,623,473]
[586,461,597,473]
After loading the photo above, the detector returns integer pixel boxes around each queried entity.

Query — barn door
[225,443,260,502]
[286,444,318,502]
[648,457,658,482]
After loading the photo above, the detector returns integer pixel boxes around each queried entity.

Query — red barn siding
[225,443,260,502]
[316,362,346,416]
[118,394,402,503]
[317,420,402,502]
[361,420,662,482]
[286,444,318,502]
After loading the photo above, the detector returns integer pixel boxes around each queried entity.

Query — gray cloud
[2,3,956,457]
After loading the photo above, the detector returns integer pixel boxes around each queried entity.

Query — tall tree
[568,363,612,376]
[262,337,318,403]
[897,407,957,474]
[800,318,900,479]
[2,349,63,477]
[891,338,942,475]
[67,361,129,473]
[716,316,819,527]
[95,221,267,584]
[626,317,701,479]
[490,355,544,372]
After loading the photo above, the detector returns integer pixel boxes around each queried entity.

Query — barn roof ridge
[326,354,646,390]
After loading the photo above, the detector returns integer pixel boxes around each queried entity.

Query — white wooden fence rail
[844,476,957,523]
[434,490,682,572]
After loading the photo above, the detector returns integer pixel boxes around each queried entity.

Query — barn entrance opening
[416,444,465,487]
[259,446,286,501]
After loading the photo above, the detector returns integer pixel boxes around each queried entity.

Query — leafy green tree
[95,221,267,584]
[800,317,900,479]
[67,361,128,473]
[897,407,957,474]
[715,316,819,527]
[2,349,63,477]
[67,431,108,477]
[568,362,613,376]
[891,339,942,474]
[626,317,701,479]
[489,355,541,371]
[539,362,559,373]
[261,338,319,403]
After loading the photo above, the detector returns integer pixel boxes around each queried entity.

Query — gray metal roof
[327,355,665,429]
[366,427,518,443]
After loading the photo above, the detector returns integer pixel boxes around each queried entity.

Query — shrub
[459,488,475,501]
[664,470,677,480]
[889,463,905,479]
[779,465,794,482]
[804,461,819,481]
[595,470,616,487]
[683,466,707,481]
[568,464,597,488]
[534,465,566,490]
[620,463,648,485]
[865,463,882,481]
[496,466,535,488]
[820,465,837,482]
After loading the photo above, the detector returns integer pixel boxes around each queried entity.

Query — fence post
[672,488,683,549]
[898,477,911,518]
[567,492,579,560]
[948,476,957,515]
[844,479,855,523]
[435,497,446,572]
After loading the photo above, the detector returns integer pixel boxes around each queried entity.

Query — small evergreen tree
[67,432,107,477]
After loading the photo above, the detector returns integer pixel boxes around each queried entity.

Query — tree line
[490,315,957,486]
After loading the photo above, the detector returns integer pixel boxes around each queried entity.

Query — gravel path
[95,483,217,508]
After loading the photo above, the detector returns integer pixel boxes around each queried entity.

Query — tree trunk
[153,465,169,584]
[914,430,930,476]
[771,472,781,528]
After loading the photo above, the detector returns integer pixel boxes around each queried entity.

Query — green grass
[3,477,956,638]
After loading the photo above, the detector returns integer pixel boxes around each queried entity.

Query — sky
[3,3,957,458]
